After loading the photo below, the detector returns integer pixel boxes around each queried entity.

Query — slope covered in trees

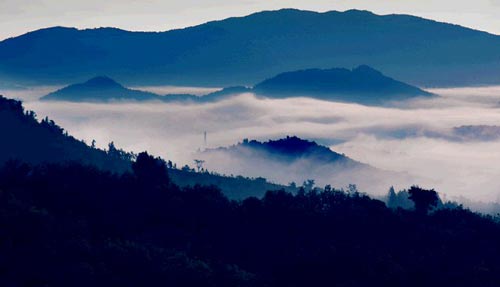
[0,95,292,199]
[1,156,500,286]
[0,95,131,171]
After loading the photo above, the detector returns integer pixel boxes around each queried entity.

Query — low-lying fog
[3,85,500,203]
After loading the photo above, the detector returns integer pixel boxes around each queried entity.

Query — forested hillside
[0,95,131,171]
[0,95,292,199]
[1,156,500,286]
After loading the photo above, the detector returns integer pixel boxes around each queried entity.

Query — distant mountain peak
[41,76,159,102]
[242,136,320,154]
[253,65,432,105]
[84,76,123,88]
[341,9,376,16]
[245,8,318,17]
[352,65,383,75]
[212,136,352,164]
[41,77,252,103]
[240,8,376,19]
[200,136,400,192]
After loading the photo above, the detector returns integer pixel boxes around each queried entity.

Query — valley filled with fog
[3,85,500,202]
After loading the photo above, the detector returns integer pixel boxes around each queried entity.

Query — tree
[108,141,118,155]
[408,186,439,214]
[302,179,315,191]
[132,152,170,188]
[324,184,332,193]
[387,186,398,208]
[347,184,359,196]
[194,159,205,172]
[386,188,414,210]
[107,141,136,161]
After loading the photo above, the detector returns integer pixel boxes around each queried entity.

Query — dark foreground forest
[2,156,500,287]
[2,95,500,286]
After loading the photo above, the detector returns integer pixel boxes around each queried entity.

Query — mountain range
[1,9,499,87]
[41,65,430,105]
[40,76,252,103]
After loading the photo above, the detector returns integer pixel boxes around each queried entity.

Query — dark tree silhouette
[408,186,439,214]
[132,152,170,187]
[2,161,500,287]
[386,187,415,210]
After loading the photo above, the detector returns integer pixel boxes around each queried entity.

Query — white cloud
[0,85,496,202]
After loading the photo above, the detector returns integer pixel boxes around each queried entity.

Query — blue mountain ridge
[1,9,499,87]
[40,65,431,105]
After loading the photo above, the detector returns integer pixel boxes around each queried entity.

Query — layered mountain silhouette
[0,94,291,198]
[200,136,410,193]
[41,76,252,103]
[254,65,432,104]
[1,9,499,87]
[41,66,428,105]
[41,76,162,102]
[162,86,252,103]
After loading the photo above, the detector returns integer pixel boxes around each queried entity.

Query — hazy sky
[1,0,500,40]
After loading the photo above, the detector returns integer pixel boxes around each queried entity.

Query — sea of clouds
[3,85,500,203]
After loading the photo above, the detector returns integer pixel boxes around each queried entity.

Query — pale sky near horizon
[1,0,500,41]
